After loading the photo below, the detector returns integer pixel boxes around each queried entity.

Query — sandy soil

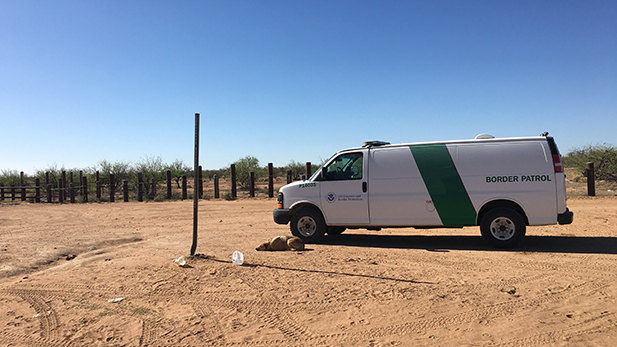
[1,196,616,346]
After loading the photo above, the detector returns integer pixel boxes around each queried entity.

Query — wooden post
[96,171,101,200]
[11,186,16,201]
[79,171,84,197]
[249,171,255,197]
[82,176,88,202]
[137,172,143,202]
[58,178,64,203]
[47,184,52,203]
[0,184,4,201]
[45,172,49,186]
[586,162,596,197]
[166,170,172,200]
[35,178,41,203]
[268,163,274,198]
[182,175,187,200]
[69,183,75,203]
[109,174,115,202]
[61,170,66,202]
[214,174,219,199]
[123,180,129,202]
[287,170,292,184]
[231,164,237,198]
[20,172,26,201]
[306,162,312,179]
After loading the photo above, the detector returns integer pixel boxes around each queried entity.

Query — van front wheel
[480,207,526,248]
[290,207,326,243]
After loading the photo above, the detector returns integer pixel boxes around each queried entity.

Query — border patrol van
[273,134,573,248]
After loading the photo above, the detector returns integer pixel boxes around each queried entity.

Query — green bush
[564,144,617,181]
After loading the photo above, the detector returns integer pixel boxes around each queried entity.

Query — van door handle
[362,182,367,193]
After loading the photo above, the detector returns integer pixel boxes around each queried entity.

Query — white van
[273,134,573,248]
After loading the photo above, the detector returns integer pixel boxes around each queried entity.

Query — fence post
[35,178,40,203]
[268,163,274,198]
[45,172,49,186]
[96,171,101,200]
[20,172,26,202]
[586,162,596,197]
[69,183,75,203]
[109,174,115,202]
[214,174,219,199]
[249,171,255,197]
[166,170,172,200]
[123,180,129,202]
[150,178,156,200]
[61,170,66,202]
[182,175,187,200]
[287,170,292,184]
[79,171,84,197]
[47,184,52,203]
[11,186,16,201]
[58,178,64,203]
[305,162,312,179]
[82,176,88,202]
[137,172,143,202]
[231,164,237,198]
[0,184,4,201]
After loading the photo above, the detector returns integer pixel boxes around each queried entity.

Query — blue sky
[1,0,615,174]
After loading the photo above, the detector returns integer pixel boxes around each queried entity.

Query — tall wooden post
[305,162,312,179]
[182,175,187,200]
[47,184,52,203]
[20,172,26,201]
[58,178,64,203]
[230,164,237,199]
[137,172,143,202]
[287,170,292,184]
[166,170,172,200]
[69,183,75,203]
[249,171,255,197]
[214,174,219,199]
[35,178,41,203]
[123,180,129,202]
[586,162,596,197]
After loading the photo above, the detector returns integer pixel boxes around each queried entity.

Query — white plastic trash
[232,251,244,265]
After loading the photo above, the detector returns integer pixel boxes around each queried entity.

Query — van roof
[342,135,552,153]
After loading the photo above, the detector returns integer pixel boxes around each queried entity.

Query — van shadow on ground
[320,234,617,255]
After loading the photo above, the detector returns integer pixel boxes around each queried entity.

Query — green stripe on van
[409,144,476,226]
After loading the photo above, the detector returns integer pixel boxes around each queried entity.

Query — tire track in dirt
[327,279,611,343]
[497,311,616,346]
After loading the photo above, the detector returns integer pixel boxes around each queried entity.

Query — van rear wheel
[290,207,326,243]
[480,207,526,248]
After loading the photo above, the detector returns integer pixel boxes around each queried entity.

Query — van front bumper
[273,208,290,225]
[558,208,573,225]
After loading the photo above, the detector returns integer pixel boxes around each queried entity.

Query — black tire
[290,207,327,243]
[326,226,346,235]
[480,207,526,248]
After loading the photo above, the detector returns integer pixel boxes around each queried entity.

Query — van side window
[324,153,363,180]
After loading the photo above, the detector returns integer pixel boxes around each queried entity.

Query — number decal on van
[299,183,316,188]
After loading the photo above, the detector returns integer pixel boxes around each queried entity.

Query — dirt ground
[1,194,616,346]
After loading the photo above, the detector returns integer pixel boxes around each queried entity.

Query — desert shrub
[0,169,21,186]
[164,159,192,189]
[564,144,617,181]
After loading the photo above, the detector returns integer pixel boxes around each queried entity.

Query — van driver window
[324,153,363,180]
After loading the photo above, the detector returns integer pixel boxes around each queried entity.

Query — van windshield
[323,152,363,180]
